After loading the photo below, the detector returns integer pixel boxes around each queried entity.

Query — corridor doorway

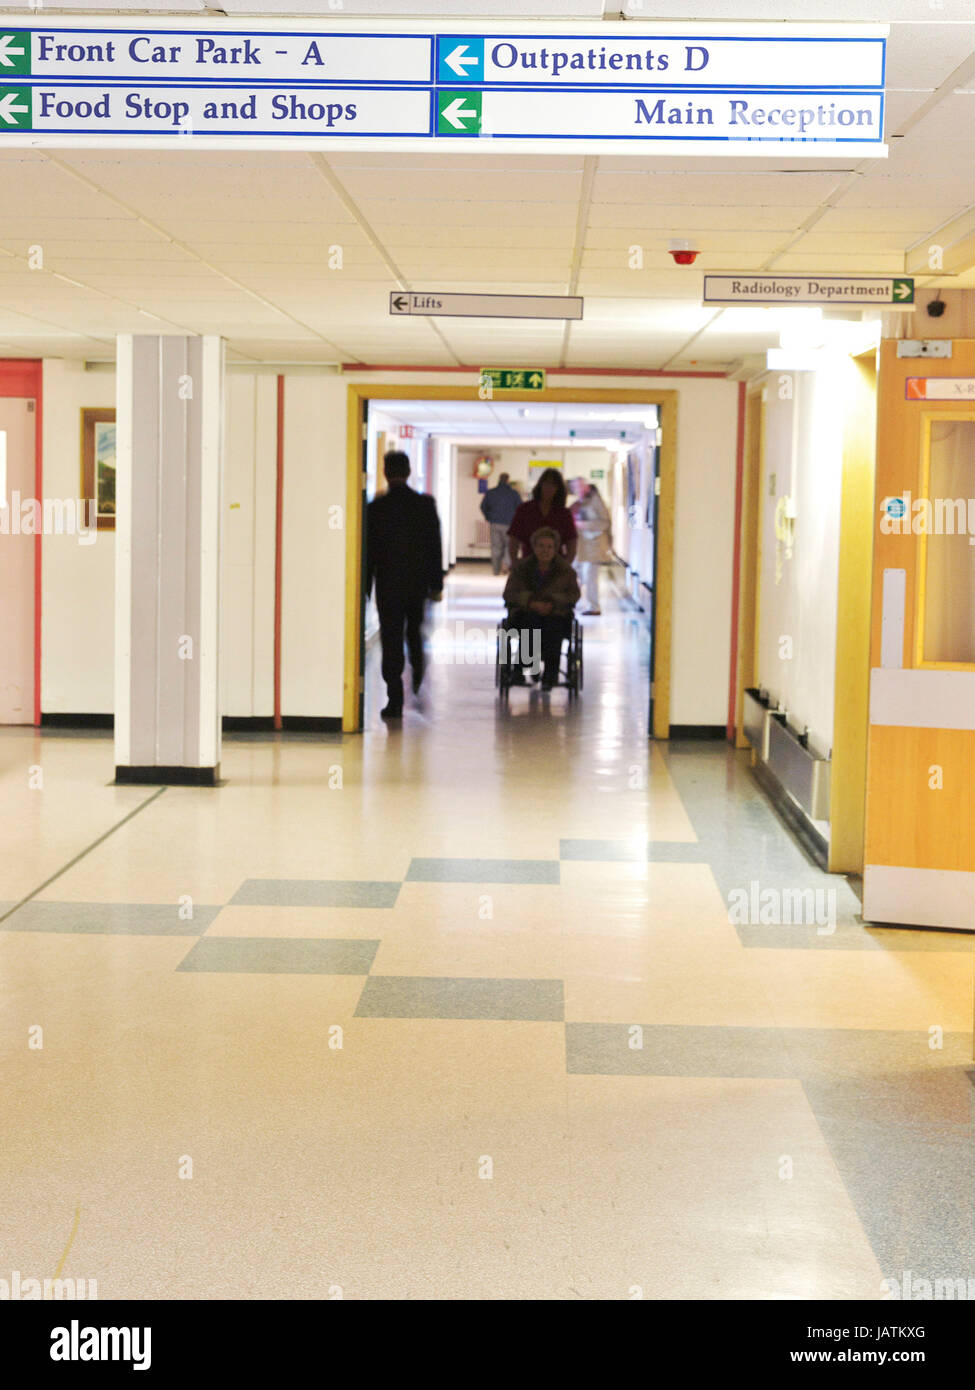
[345,384,675,737]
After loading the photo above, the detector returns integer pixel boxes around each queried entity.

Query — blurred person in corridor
[480,471,522,575]
[366,450,444,721]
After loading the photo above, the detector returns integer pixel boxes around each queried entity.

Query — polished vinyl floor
[2,564,974,1300]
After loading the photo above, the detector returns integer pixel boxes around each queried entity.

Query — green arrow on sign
[0,86,30,129]
[0,32,30,77]
[892,278,914,303]
[437,89,481,135]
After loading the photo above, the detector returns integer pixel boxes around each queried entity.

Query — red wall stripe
[0,359,43,726]
[274,374,284,730]
[338,363,728,379]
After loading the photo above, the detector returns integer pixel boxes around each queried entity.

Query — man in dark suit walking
[366,450,445,721]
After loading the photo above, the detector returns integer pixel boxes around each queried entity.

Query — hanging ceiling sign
[390,291,583,320]
[0,19,888,155]
[704,274,914,305]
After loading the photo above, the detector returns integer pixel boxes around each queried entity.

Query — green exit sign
[590,469,605,479]
[479,368,546,392]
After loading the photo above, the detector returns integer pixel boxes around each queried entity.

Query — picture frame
[81,408,117,531]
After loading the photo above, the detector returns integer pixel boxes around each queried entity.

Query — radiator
[474,520,491,547]
[766,713,831,822]
[743,688,772,761]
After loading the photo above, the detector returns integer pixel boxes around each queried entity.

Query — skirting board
[115,765,220,787]
[863,864,975,933]
[42,715,341,734]
[668,725,727,740]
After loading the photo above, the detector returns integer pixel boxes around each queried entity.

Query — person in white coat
[573,483,612,615]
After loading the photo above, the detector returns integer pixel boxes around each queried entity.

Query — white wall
[668,376,739,727]
[40,364,739,729]
[41,360,115,714]
[280,374,347,718]
[755,363,846,755]
[41,361,280,718]
[222,372,276,717]
[453,444,613,559]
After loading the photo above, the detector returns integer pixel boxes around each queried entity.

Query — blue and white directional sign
[4,84,431,137]
[0,19,888,155]
[2,27,432,84]
[435,34,884,89]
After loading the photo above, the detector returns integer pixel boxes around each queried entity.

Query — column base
[115,765,220,787]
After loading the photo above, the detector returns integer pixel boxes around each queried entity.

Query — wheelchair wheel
[496,623,511,702]
[567,620,583,699]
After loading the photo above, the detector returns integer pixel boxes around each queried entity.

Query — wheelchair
[495,614,583,703]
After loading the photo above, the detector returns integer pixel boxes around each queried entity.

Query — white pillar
[114,335,224,784]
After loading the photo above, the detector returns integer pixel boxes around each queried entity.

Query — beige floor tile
[754,948,975,1032]
[565,1075,885,1300]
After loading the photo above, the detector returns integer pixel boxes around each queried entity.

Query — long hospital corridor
[2,562,973,1302]
[3,0,975,1340]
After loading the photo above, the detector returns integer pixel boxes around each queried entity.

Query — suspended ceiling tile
[333,170,586,203]
[788,231,915,253]
[835,174,975,207]
[365,200,580,228]
[770,253,907,271]
[812,205,960,234]
[380,227,576,251]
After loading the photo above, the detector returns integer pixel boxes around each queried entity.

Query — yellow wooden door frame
[344,382,678,736]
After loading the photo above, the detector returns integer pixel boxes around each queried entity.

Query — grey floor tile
[658,746,974,951]
[0,902,217,935]
[405,858,560,884]
[565,1023,973,1080]
[176,936,379,974]
[646,842,708,862]
[355,975,564,1020]
[560,839,643,861]
[231,879,400,908]
[804,1070,975,1283]
[566,1022,793,1077]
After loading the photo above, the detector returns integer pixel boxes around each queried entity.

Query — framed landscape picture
[81,408,117,531]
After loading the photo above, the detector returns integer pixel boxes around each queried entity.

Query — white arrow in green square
[892,278,914,303]
[0,32,30,76]
[437,90,481,135]
[0,87,30,129]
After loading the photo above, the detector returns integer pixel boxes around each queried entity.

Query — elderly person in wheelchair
[501,526,581,690]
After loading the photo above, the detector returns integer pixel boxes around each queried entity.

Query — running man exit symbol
[480,368,547,392]
[0,87,31,128]
[0,32,29,76]
[437,89,482,135]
